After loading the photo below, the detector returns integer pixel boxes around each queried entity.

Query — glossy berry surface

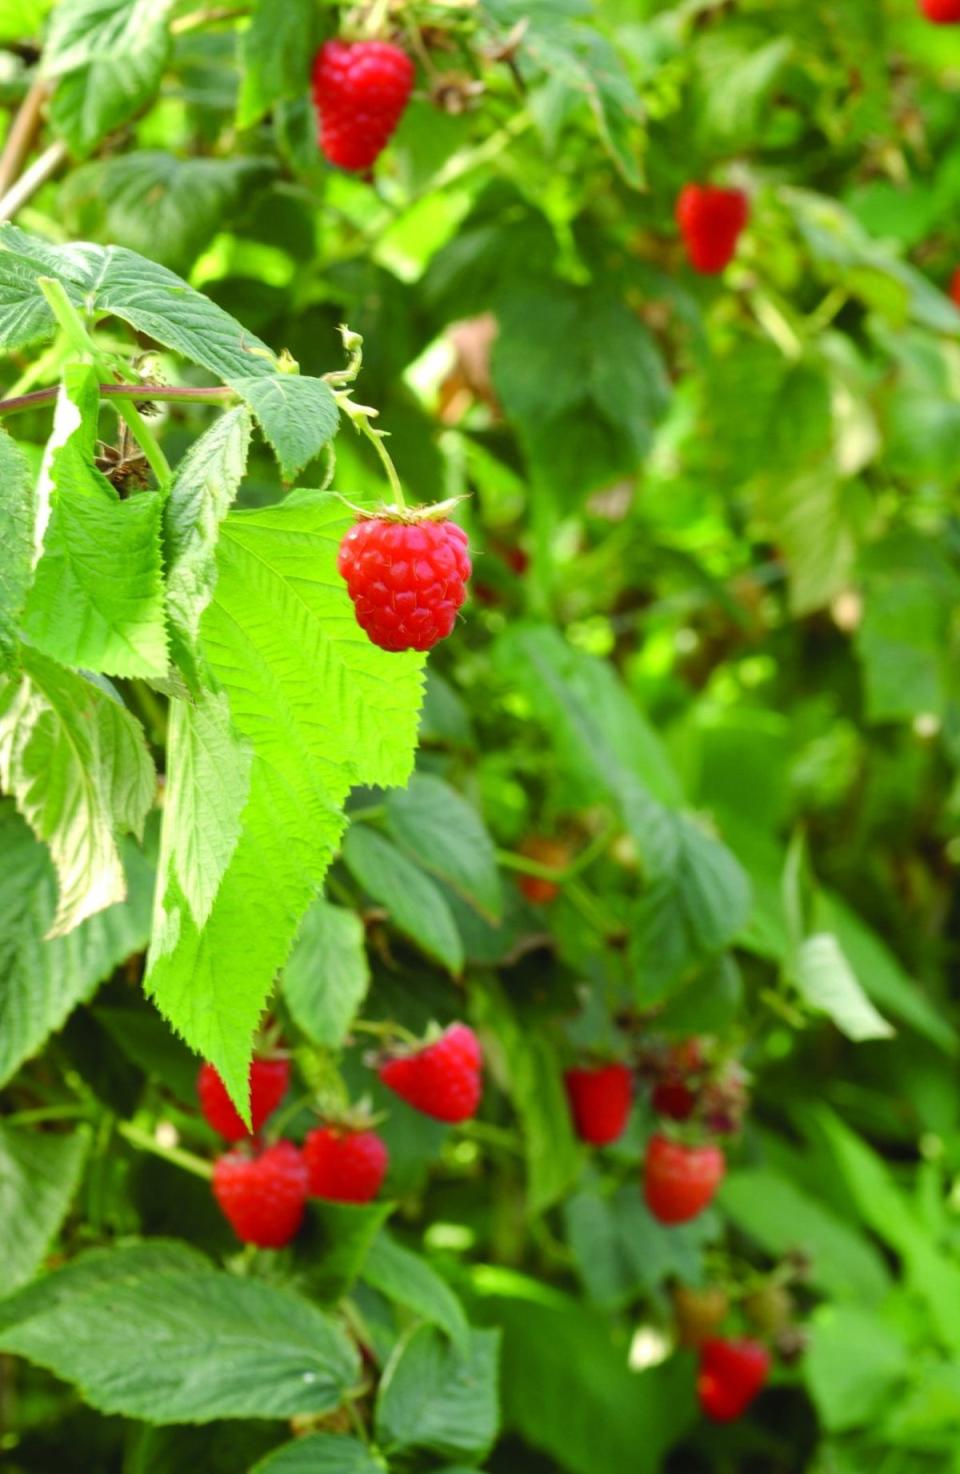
[379,1023,482,1122]
[212,1141,308,1248]
[312,40,414,172]
[676,185,749,274]
[338,517,471,653]
[644,1134,725,1225]
[303,1126,389,1204]
[697,1337,771,1422]
[565,1063,632,1146]
[920,0,960,19]
[197,1057,290,1141]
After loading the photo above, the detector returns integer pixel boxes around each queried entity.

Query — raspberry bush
[1,2,959,1472]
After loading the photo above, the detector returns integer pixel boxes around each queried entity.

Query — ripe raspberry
[564,1063,633,1146]
[212,1141,308,1248]
[920,0,960,19]
[676,185,750,275]
[197,1057,290,1141]
[303,1126,389,1204]
[338,516,471,653]
[697,1338,770,1422]
[312,40,414,172]
[951,268,960,307]
[516,837,569,906]
[644,1134,725,1225]
[672,1284,730,1348]
[378,1023,482,1122]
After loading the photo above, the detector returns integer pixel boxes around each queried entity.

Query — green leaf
[0,647,155,935]
[386,772,502,922]
[0,426,34,675]
[564,1184,716,1309]
[44,0,176,159]
[0,1122,88,1296]
[0,1241,361,1423]
[298,1201,393,1304]
[61,153,273,273]
[0,0,52,41]
[342,826,463,974]
[22,366,168,678]
[0,802,154,1086]
[805,1305,909,1433]
[471,979,581,1215]
[147,491,424,1112]
[692,34,792,148]
[0,225,338,479]
[792,931,895,1042]
[164,405,253,687]
[629,814,752,1003]
[237,0,315,129]
[252,1436,383,1474]
[282,898,370,1050]
[363,1231,470,1351]
[375,1325,500,1463]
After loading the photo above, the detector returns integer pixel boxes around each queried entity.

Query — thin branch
[0,382,238,417]
[171,4,249,34]
[0,139,68,223]
[0,79,50,200]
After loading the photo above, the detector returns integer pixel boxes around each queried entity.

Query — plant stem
[336,391,407,508]
[36,277,173,490]
[116,1121,213,1181]
[0,139,67,222]
[0,79,50,200]
[171,3,249,33]
[3,1104,91,1126]
[0,382,237,417]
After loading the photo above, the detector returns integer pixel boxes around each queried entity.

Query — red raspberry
[920,0,960,19]
[564,1063,633,1146]
[338,516,471,653]
[212,1141,308,1248]
[378,1023,482,1122]
[303,1126,389,1204]
[676,185,750,275]
[644,1134,725,1225]
[697,1338,770,1422]
[951,268,960,307]
[651,1078,697,1122]
[312,40,414,172]
[197,1057,290,1141]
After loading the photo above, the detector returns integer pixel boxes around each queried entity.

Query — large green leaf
[342,826,463,974]
[22,366,168,678]
[386,772,502,922]
[0,647,155,935]
[363,1231,470,1350]
[147,491,424,1112]
[237,0,315,129]
[564,1184,716,1309]
[282,898,370,1050]
[43,0,176,159]
[0,225,338,480]
[805,1305,909,1433]
[164,405,253,687]
[0,1241,361,1423]
[0,1122,88,1296]
[0,803,154,1086]
[375,1325,500,1463]
[0,428,34,675]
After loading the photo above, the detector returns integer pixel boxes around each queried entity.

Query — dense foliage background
[1,1,960,1471]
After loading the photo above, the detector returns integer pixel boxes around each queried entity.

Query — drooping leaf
[363,1231,470,1351]
[252,1436,383,1474]
[0,1241,361,1423]
[237,0,316,129]
[43,0,177,159]
[147,491,424,1112]
[792,932,895,1042]
[375,1325,500,1463]
[297,1200,393,1304]
[386,772,502,922]
[0,1122,89,1296]
[0,225,338,479]
[164,405,253,687]
[22,366,168,678]
[282,898,370,1050]
[0,427,34,675]
[0,803,154,1086]
[342,826,463,975]
[0,647,155,935]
